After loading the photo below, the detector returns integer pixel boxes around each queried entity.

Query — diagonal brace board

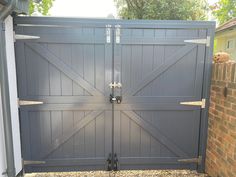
[124,44,197,96]
[122,111,188,158]
[42,110,104,158]
[26,43,103,96]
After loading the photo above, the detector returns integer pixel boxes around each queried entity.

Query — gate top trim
[14,16,216,29]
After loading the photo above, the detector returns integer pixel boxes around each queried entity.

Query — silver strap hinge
[184,36,210,47]
[14,32,40,42]
[178,156,202,165]
[18,99,43,107]
[180,99,206,109]
[24,160,46,165]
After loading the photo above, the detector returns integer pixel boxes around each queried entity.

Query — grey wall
[0,85,7,177]
[5,15,22,176]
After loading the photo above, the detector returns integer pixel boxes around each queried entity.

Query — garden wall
[206,62,236,177]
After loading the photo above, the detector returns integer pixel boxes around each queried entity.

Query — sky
[50,0,219,18]
[50,0,118,18]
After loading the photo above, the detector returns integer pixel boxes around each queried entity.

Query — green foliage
[29,0,55,16]
[115,0,208,20]
[210,0,236,24]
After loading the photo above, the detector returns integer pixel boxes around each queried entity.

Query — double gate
[14,17,215,172]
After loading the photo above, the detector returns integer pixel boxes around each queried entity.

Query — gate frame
[197,26,215,172]
[14,16,216,173]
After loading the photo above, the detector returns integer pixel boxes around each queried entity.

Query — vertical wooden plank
[166,29,177,38]
[130,120,141,157]
[25,46,37,96]
[50,111,63,158]
[40,111,51,157]
[160,144,176,157]
[60,44,73,96]
[95,112,105,157]
[140,128,150,157]
[84,118,96,157]
[36,53,50,96]
[49,65,61,96]
[15,42,27,97]
[47,44,62,96]
[152,46,165,95]
[131,44,142,96]
[95,44,105,93]
[120,112,130,157]
[176,29,198,37]
[150,137,161,157]
[19,111,31,159]
[60,44,72,66]
[61,73,73,96]
[71,44,84,96]
[114,111,121,156]
[29,111,41,160]
[194,29,207,98]
[84,41,95,88]
[48,44,73,96]
[153,46,165,68]
[73,111,85,157]
[140,45,154,96]
[62,111,74,158]
[154,29,166,38]
[121,45,131,93]
[104,111,112,158]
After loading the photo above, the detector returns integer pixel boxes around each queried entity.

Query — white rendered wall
[0,86,7,177]
[5,16,22,176]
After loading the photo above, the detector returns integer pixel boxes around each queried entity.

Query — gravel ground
[25,170,208,177]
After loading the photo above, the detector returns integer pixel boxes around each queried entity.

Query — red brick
[206,63,236,177]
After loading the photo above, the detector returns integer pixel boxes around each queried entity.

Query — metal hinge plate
[14,33,40,42]
[178,156,202,165]
[180,99,206,108]
[18,99,43,107]
[106,24,112,43]
[2,169,7,175]
[24,160,45,165]
[184,36,210,47]
[115,25,121,44]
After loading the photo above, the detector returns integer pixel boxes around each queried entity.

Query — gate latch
[106,153,112,171]
[110,94,122,104]
[114,153,119,171]
[109,82,122,88]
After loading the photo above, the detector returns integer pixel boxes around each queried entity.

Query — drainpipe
[0,0,18,176]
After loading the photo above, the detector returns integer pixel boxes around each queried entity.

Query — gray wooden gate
[14,17,215,172]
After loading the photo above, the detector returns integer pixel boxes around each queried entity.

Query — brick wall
[206,62,236,177]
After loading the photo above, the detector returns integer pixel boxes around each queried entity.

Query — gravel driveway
[25,170,208,177]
